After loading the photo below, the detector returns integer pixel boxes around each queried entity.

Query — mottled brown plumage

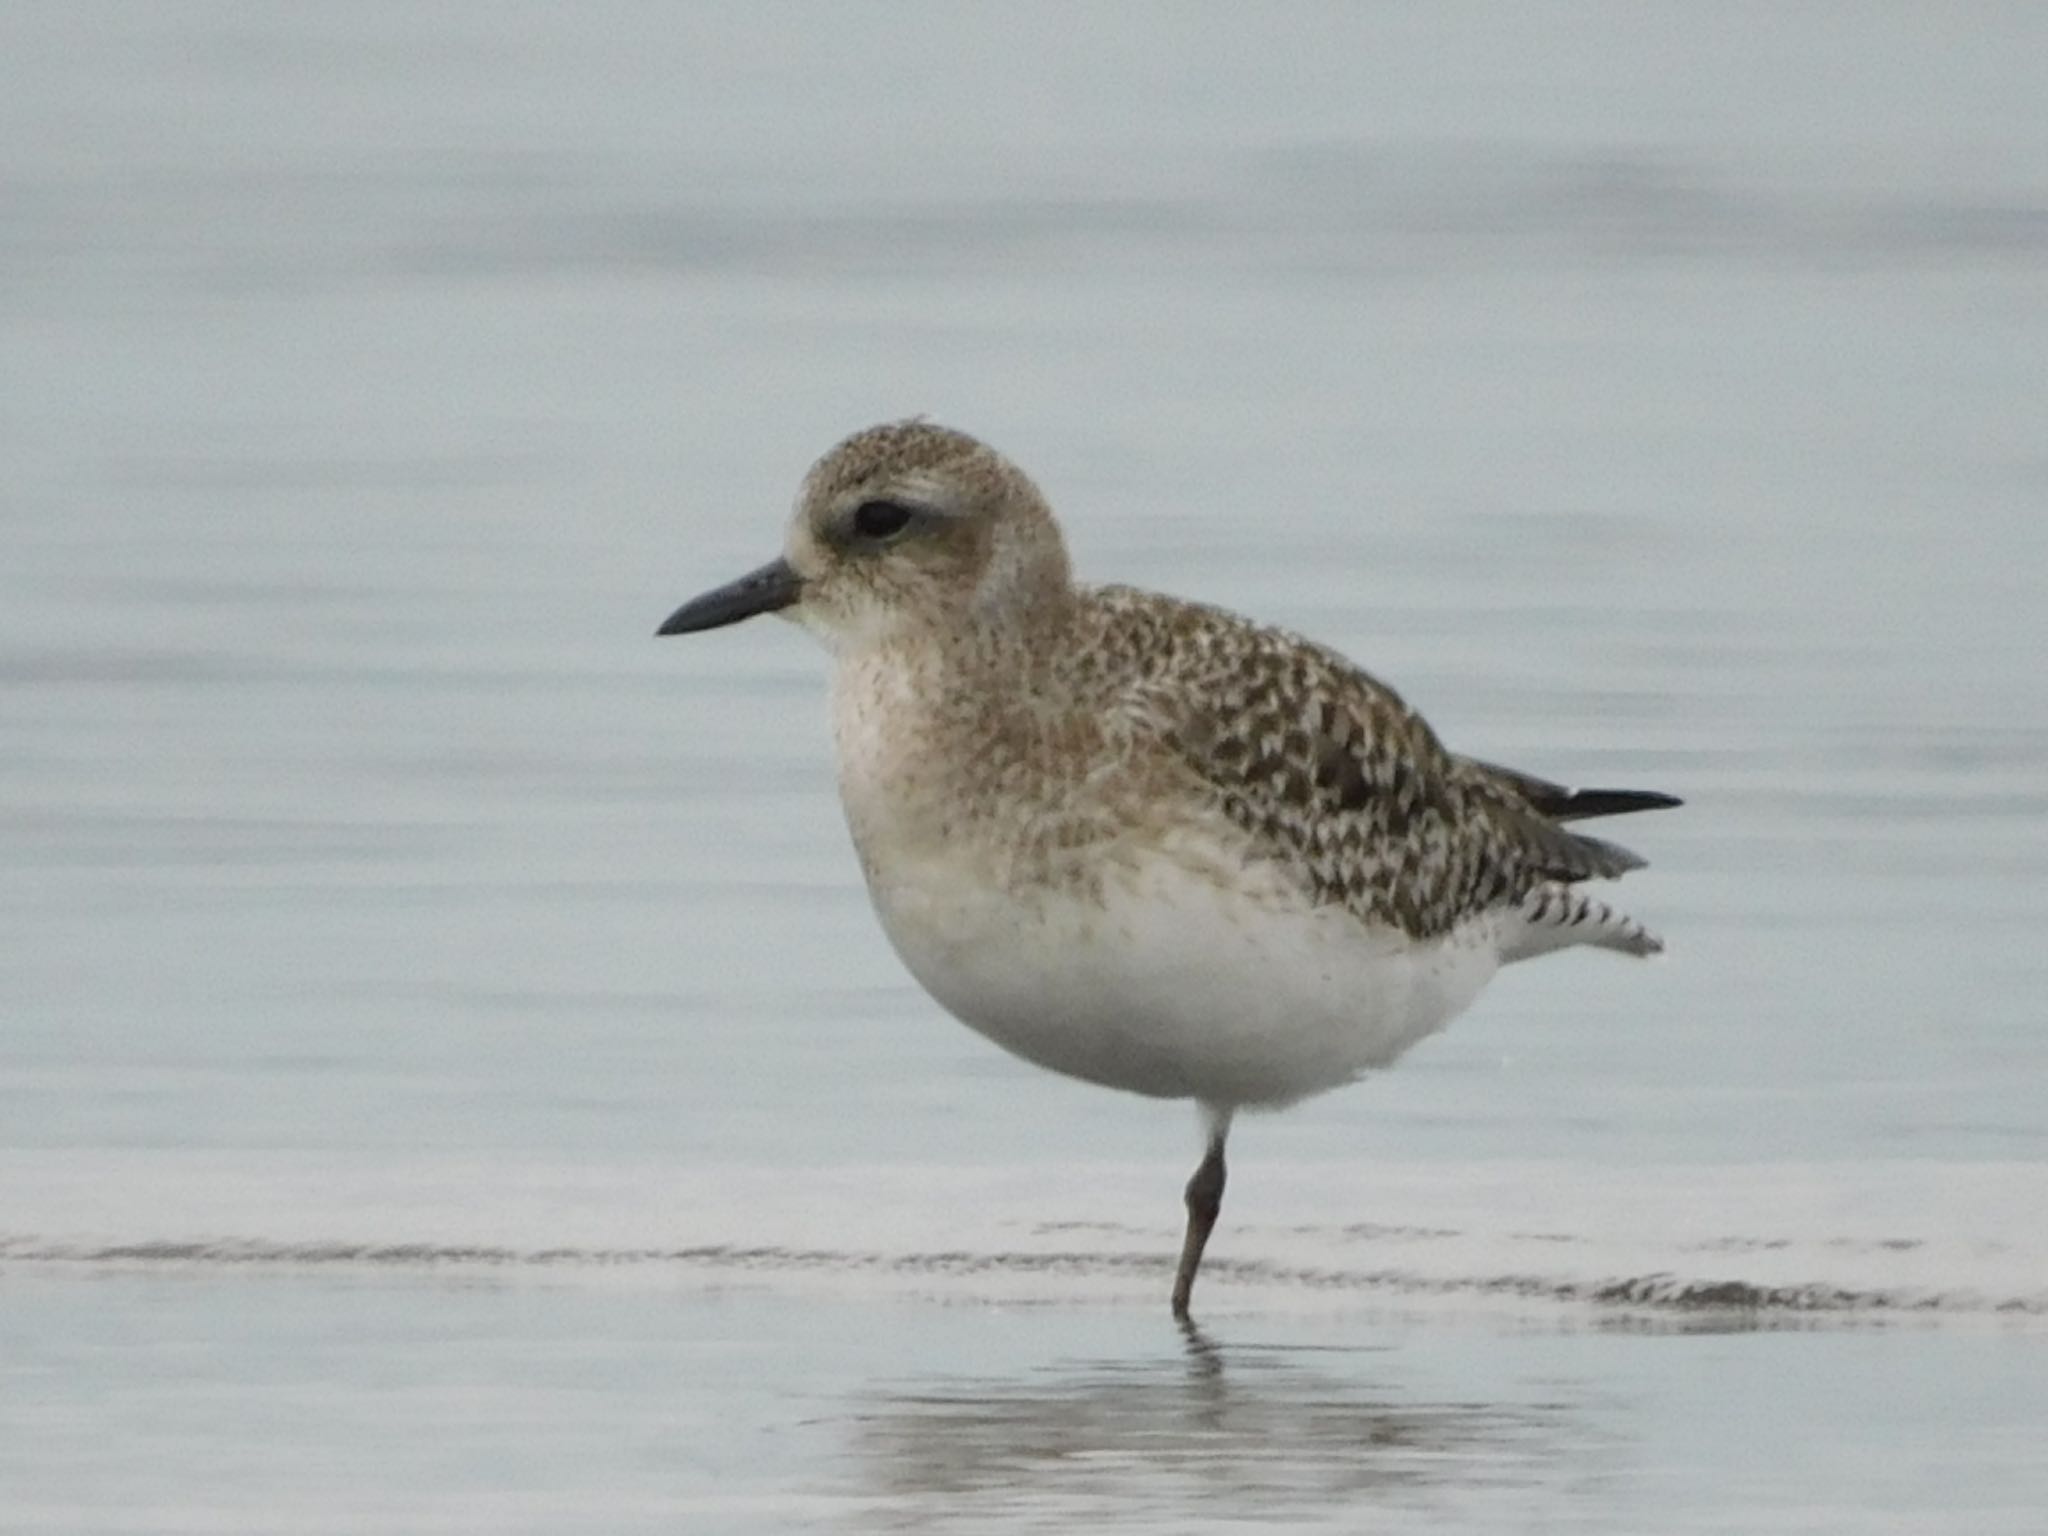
[1072,586,1657,944]
[657,417,1680,1319]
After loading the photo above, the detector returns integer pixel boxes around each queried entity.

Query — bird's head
[657,420,1072,654]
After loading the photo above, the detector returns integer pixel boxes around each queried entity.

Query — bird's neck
[828,593,1094,866]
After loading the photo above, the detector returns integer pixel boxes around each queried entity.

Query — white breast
[828,649,1504,1109]
[860,832,1503,1110]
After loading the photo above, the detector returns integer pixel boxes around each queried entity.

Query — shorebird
[658,420,1677,1319]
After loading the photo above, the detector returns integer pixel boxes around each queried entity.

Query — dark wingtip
[1462,758,1681,823]
[1549,787,1683,821]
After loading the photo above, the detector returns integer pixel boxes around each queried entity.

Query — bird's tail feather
[1501,883,1663,962]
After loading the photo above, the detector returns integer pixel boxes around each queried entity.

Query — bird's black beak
[656,557,803,636]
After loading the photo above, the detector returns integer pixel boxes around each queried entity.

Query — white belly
[863,840,1503,1110]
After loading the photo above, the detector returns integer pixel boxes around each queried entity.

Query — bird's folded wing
[1094,589,1655,940]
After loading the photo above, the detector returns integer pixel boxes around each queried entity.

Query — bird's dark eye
[850,499,916,541]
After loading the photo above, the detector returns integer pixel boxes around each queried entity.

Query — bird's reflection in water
[844,1321,1594,1527]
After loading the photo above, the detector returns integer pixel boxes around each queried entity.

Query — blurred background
[3,5,2045,1532]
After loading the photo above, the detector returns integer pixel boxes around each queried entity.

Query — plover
[658,420,1677,1319]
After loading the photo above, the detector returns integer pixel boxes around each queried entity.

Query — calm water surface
[3,4,2046,1531]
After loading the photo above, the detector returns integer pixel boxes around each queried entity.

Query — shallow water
[8,1276,2046,1535]
[4,3,2048,1531]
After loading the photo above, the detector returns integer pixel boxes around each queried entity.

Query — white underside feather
[866,840,1506,1110]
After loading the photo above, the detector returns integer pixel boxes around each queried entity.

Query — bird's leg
[1170,1108,1232,1320]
